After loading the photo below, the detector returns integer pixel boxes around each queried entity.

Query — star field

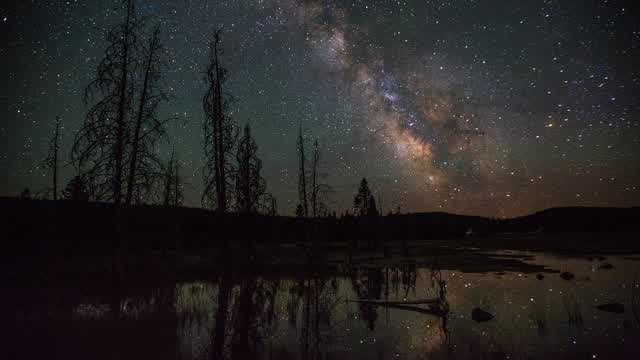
[1,0,639,217]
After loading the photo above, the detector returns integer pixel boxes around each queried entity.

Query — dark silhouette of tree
[62,175,89,202]
[235,124,267,214]
[367,195,379,217]
[309,139,332,218]
[125,25,169,205]
[264,192,278,216]
[350,268,383,331]
[202,30,236,213]
[297,124,309,217]
[162,150,182,207]
[43,115,62,200]
[229,279,280,358]
[209,276,279,360]
[72,0,139,204]
[231,276,257,359]
[211,270,232,360]
[234,125,267,261]
[296,203,305,218]
[286,276,337,360]
[353,178,377,217]
[19,188,31,200]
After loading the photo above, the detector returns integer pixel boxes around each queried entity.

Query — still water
[8,251,640,359]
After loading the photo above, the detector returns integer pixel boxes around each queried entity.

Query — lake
[6,250,640,359]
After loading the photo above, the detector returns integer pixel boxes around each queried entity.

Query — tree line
[30,0,379,219]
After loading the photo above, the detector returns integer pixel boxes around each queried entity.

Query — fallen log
[346,298,447,317]
[345,298,440,306]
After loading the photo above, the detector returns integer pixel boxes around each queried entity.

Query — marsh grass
[531,311,547,338]
[563,295,583,328]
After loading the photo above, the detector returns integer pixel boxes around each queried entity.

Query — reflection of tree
[401,263,417,299]
[230,276,256,358]
[209,271,280,360]
[430,269,450,343]
[285,276,339,360]
[175,283,216,360]
[230,277,280,359]
[350,268,384,330]
[211,271,232,360]
[349,265,450,350]
[385,265,417,301]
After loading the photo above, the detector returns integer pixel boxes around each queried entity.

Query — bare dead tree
[310,139,319,218]
[62,174,89,202]
[202,30,236,213]
[125,25,169,205]
[162,153,173,206]
[297,124,309,217]
[264,192,278,216]
[309,139,333,218]
[235,124,267,214]
[173,156,182,206]
[43,115,62,200]
[162,150,183,207]
[72,0,139,203]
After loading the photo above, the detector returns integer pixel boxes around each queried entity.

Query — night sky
[2,0,639,217]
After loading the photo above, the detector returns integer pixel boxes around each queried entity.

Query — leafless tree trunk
[126,25,168,205]
[203,30,235,213]
[44,115,62,200]
[174,160,180,206]
[309,139,332,218]
[235,124,267,214]
[162,150,183,207]
[264,193,277,216]
[310,140,319,218]
[113,0,135,205]
[297,124,308,217]
[162,151,174,206]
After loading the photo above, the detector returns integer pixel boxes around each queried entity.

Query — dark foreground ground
[2,199,640,359]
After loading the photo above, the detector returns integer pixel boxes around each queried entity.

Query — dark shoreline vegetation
[3,197,639,284]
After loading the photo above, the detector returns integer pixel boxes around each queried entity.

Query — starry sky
[1,0,639,217]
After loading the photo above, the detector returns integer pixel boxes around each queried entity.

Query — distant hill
[386,206,640,237]
[502,206,640,233]
[380,211,495,238]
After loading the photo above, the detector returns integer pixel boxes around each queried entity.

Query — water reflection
[8,252,640,359]
[176,282,215,360]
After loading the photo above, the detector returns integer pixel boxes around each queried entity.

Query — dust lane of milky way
[1,0,638,217]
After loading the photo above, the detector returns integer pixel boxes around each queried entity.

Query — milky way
[2,0,639,216]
